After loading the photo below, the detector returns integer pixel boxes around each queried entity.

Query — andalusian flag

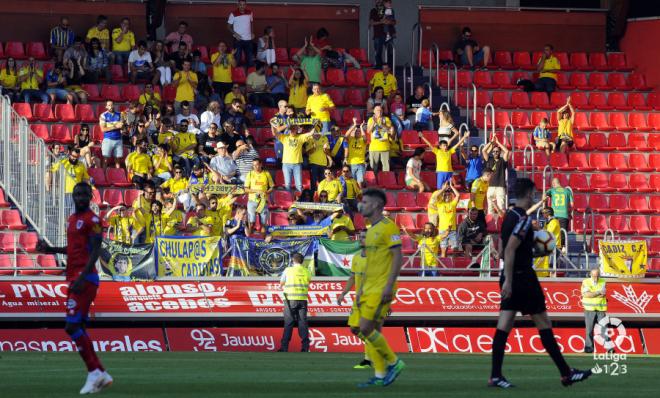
[316,238,362,276]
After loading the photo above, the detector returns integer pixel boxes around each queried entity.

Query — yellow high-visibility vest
[283,264,311,301]
[581,277,607,312]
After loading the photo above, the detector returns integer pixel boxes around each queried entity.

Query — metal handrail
[429,43,440,87]
[542,165,554,193]
[411,23,421,67]
[582,207,595,255]
[603,229,616,241]
[447,62,458,105]
[402,63,408,101]
[367,24,371,65]
[503,124,515,166]
[458,122,470,159]
[522,144,535,179]
[483,103,495,143]
[470,83,477,125]
[438,102,450,112]
[423,82,434,108]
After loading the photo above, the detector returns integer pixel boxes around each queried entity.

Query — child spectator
[533,117,555,157]
[421,131,469,189]
[389,92,410,134]
[414,99,436,131]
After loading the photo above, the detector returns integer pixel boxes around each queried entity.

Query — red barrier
[640,329,660,355]
[1,280,659,321]
[166,327,409,353]
[407,327,644,354]
[0,328,166,352]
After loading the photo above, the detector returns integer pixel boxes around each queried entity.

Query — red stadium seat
[590,173,611,192]
[530,92,552,109]
[627,93,650,111]
[630,195,653,214]
[49,124,73,144]
[610,173,632,192]
[530,111,548,127]
[269,212,289,226]
[568,152,593,171]
[485,215,502,234]
[33,103,57,122]
[348,48,369,66]
[550,92,568,109]
[75,104,97,123]
[649,238,660,257]
[0,189,9,208]
[652,197,660,212]
[589,194,612,213]
[607,92,630,111]
[549,153,574,171]
[37,254,62,275]
[231,67,246,85]
[341,109,363,126]
[513,131,531,150]
[609,215,631,234]
[325,68,346,87]
[106,168,132,187]
[494,51,513,69]
[574,112,594,131]
[162,84,177,102]
[416,213,430,228]
[344,89,365,107]
[346,69,367,87]
[401,130,422,148]
[473,71,496,89]
[628,73,652,91]
[122,189,139,208]
[109,64,127,82]
[628,113,652,132]
[271,190,293,210]
[379,171,403,190]
[570,73,591,90]
[588,72,610,90]
[18,232,38,252]
[395,213,418,232]
[0,210,27,230]
[513,51,534,70]
[100,84,122,102]
[573,132,591,150]
[589,112,614,131]
[569,92,591,111]
[398,192,423,212]
[88,168,109,187]
[122,85,141,102]
[588,53,608,71]
[12,102,36,121]
[492,92,512,109]
[492,71,514,88]
[629,174,653,193]
[17,254,38,276]
[420,171,436,190]
[82,84,102,101]
[587,133,608,151]
[511,112,532,129]
[652,154,660,172]
[555,72,573,89]
[325,89,345,107]
[0,254,14,275]
[26,41,47,60]
[5,41,26,59]
[384,192,402,211]
[605,73,629,91]
[102,189,124,207]
[605,132,629,150]
[629,133,652,151]
[511,92,532,109]
[629,215,652,234]
[570,52,591,71]
[607,53,632,71]
[0,233,16,252]
[608,153,631,171]
[588,92,611,110]
[30,124,50,141]
[629,153,653,172]
[456,70,472,88]
[572,193,588,213]
[54,103,77,122]
[400,235,416,255]
[274,48,291,65]
[609,113,633,132]
[652,174,660,192]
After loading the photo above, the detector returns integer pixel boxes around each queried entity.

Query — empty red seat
[629,133,652,151]
[629,153,653,172]
[609,215,631,234]
[570,73,591,90]
[325,68,346,87]
[106,168,132,187]
[607,92,630,110]
[570,52,591,71]
[568,152,593,171]
[549,153,573,170]
[652,197,660,212]
[30,124,50,141]
[492,91,512,108]
[550,91,568,109]
[511,92,532,109]
[348,48,369,66]
[0,210,27,230]
[530,92,552,109]
[574,112,593,131]
[587,133,606,151]
[12,102,36,121]
[588,52,608,71]
[5,41,26,59]
[610,173,632,192]
[569,173,590,192]
[26,41,47,59]
[420,171,436,190]
[0,233,16,252]
[37,254,62,275]
[607,132,630,150]
[344,89,365,107]
[629,174,653,193]
[589,112,614,131]
[627,93,650,111]
[609,113,633,132]
[555,72,573,89]
[608,153,631,171]
[492,71,514,88]
[629,215,652,234]
[18,232,38,252]
[456,70,472,88]
[630,195,653,214]
[511,112,532,129]
[273,47,291,65]
[401,130,422,148]
[0,254,12,275]
[473,71,496,88]
[628,73,652,91]
[102,189,124,206]
[49,124,73,144]
[54,103,77,122]
[572,193,588,212]
[16,254,38,275]
[325,89,345,107]
[588,72,610,90]
[588,92,611,110]
[81,84,101,101]
[270,190,293,210]
[589,194,613,213]
[87,168,109,187]
[494,51,513,69]
[568,92,590,110]
[513,51,534,70]
[652,154,660,171]
[513,131,531,150]
[378,171,403,190]
[121,85,141,102]
[395,213,418,232]
[33,103,57,122]
[607,53,631,71]
[590,173,612,191]
[573,132,591,150]
[341,109,363,126]
[100,84,121,102]
[628,113,651,132]
[494,112,511,128]
[346,69,367,87]
[604,73,629,91]
[398,192,423,211]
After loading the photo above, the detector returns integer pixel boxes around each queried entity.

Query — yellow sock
[365,330,397,365]
[366,342,386,378]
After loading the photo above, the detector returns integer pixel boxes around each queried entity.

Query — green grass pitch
[1,352,657,397]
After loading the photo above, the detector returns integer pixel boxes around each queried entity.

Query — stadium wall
[620,18,660,90]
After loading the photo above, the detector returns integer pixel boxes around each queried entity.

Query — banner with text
[0,328,166,352]
[154,236,223,277]
[2,280,660,320]
[100,240,156,281]
[166,327,408,353]
[599,240,647,278]
[228,237,317,276]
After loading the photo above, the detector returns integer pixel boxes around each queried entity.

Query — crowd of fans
[5,0,581,272]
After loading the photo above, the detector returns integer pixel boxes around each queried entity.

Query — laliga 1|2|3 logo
[591,316,628,376]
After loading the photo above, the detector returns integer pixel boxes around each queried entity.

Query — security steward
[278,252,312,352]
[581,268,609,353]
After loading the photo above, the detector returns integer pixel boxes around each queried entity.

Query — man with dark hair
[369,0,396,69]
[458,207,487,257]
[489,178,592,389]
[353,188,405,387]
[516,44,560,97]
[128,40,154,84]
[279,252,311,352]
[165,21,193,53]
[227,0,254,67]
[453,26,491,69]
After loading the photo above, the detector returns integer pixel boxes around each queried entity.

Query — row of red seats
[573,214,658,235]
[421,49,632,72]
[572,194,660,214]
[450,70,651,91]
[0,232,38,252]
[0,254,61,276]
[0,188,10,208]
[0,41,48,60]
[459,90,659,112]
[0,210,27,230]
[477,110,660,134]
[519,151,660,172]
[529,173,659,193]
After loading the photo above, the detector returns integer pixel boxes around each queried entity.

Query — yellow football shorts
[348,294,391,325]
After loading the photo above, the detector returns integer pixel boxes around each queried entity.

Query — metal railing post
[523,144,535,180]
[423,83,434,109]
[503,124,514,167]
[483,103,495,144]
[542,165,554,193]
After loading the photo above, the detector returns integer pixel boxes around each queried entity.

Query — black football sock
[539,328,571,377]
[490,329,509,379]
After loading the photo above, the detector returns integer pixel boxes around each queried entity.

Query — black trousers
[280,300,309,351]
[557,217,569,247]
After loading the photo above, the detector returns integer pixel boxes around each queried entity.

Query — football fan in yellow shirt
[344,121,367,186]
[402,222,441,277]
[353,188,405,387]
[104,205,133,244]
[305,83,335,132]
[469,170,492,223]
[328,209,355,241]
[436,181,460,258]
[275,124,313,192]
[534,207,562,277]
[317,169,343,203]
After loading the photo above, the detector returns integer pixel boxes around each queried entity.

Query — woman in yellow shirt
[0,58,20,102]
[556,96,575,154]
[367,104,393,173]
[211,41,236,101]
[421,131,469,189]
[288,68,309,114]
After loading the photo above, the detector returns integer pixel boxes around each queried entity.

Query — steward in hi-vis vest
[278,252,311,352]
